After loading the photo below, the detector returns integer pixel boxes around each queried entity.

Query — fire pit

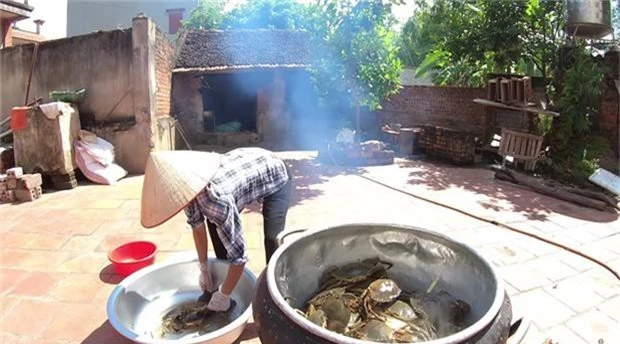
[253,223,515,343]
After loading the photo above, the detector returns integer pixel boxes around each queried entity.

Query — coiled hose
[326,144,620,282]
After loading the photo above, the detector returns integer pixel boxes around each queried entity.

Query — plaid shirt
[184,147,289,265]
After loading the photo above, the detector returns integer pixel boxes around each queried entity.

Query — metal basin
[107,256,256,344]
[265,223,506,343]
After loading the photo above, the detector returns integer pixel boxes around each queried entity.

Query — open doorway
[199,72,272,133]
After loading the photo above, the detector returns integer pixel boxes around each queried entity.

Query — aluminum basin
[266,223,506,343]
[107,256,256,344]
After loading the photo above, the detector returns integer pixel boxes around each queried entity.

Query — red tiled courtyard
[1,151,619,343]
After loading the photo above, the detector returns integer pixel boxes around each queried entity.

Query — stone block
[6,167,23,178]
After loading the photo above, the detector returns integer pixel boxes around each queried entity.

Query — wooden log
[494,169,614,212]
[560,186,620,210]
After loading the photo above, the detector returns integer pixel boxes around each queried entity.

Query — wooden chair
[498,128,544,171]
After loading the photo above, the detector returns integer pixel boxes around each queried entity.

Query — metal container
[256,223,509,344]
[106,256,256,344]
[565,0,613,38]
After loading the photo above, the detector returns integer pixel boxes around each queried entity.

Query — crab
[321,297,351,333]
[304,304,327,327]
[319,258,392,291]
[361,279,402,320]
[346,319,395,342]
[386,300,417,322]
[159,301,212,336]
[305,287,346,309]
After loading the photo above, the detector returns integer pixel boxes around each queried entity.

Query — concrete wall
[0,15,174,173]
[0,29,134,122]
[67,0,197,40]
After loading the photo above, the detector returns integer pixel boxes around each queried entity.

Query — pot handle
[276,229,308,246]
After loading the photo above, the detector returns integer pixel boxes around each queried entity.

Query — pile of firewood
[493,167,619,213]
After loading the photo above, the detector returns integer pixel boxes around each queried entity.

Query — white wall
[14,0,68,39]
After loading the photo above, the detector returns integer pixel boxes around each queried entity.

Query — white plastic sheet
[74,132,127,185]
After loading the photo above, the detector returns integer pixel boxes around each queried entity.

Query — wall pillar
[1,19,14,48]
[129,14,157,172]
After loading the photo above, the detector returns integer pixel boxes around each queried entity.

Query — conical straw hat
[141,150,221,228]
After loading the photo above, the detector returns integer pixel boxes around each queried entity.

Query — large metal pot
[107,256,256,344]
[253,223,511,344]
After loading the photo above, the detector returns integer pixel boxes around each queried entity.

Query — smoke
[192,0,393,150]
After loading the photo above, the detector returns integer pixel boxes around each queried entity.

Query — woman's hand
[207,288,231,311]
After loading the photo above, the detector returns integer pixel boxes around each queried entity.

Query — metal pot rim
[266,223,506,344]
[106,255,256,344]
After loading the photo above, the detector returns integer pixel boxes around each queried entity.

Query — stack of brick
[421,125,477,165]
[0,167,43,203]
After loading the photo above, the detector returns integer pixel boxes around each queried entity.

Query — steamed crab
[360,278,402,320]
[319,258,392,291]
[300,258,470,343]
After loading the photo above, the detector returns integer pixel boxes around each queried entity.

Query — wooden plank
[473,98,560,117]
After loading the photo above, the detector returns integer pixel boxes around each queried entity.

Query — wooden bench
[498,128,544,171]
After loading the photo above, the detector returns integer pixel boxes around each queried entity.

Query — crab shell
[366,279,402,303]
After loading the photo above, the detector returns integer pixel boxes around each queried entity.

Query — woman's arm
[192,223,209,264]
[220,263,245,295]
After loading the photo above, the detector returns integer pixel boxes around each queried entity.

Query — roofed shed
[172,29,315,149]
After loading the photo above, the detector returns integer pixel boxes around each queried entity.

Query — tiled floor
[1,151,618,343]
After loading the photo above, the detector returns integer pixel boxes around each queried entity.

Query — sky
[14,0,68,39]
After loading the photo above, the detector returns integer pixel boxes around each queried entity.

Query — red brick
[17,173,42,189]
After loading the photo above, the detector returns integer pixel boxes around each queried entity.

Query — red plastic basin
[108,241,157,277]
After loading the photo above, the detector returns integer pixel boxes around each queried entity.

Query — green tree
[185,0,403,117]
[309,0,403,111]
[183,0,226,30]
[548,45,609,179]
[223,0,311,29]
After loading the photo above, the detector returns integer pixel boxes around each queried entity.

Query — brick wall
[378,85,488,134]
[154,27,174,118]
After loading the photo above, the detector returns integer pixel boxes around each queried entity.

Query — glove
[207,287,231,312]
[198,262,215,293]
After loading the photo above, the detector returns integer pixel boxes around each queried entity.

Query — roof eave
[173,64,310,74]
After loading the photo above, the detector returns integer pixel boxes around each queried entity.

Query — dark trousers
[207,166,292,264]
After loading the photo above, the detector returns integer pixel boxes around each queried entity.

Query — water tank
[565,0,613,39]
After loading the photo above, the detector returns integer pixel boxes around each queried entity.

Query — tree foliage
[399,0,565,87]
[223,0,311,29]
[306,0,403,110]
[183,0,226,30]
[547,45,609,179]
[184,0,403,112]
